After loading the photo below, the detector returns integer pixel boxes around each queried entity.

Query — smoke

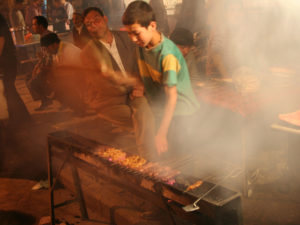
[160,0,300,196]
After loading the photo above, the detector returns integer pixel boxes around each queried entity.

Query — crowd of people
[1,0,242,161]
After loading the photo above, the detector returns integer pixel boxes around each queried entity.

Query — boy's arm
[156,85,177,155]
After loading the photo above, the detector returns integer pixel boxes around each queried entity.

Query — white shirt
[100,37,126,75]
[75,25,83,35]
[64,2,74,20]
[53,41,81,66]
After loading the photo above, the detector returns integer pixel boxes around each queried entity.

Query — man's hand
[130,82,144,99]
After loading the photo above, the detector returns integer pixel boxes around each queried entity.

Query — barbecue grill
[47,130,243,225]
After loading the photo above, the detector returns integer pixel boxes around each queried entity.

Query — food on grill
[95,147,126,162]
[121,155,147,169]
[139,162,180,182]
[185,180,203,192]
[93,147,180,182]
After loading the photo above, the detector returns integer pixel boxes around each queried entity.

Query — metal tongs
[182,170,241,212]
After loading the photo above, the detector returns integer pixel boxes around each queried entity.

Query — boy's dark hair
[169,28,194,46]
[41,32,60,47]
[33,16,48,29]
[122,1,156,28]
[83,7,104,19]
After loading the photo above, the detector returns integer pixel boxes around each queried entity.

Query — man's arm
[156,85,177,155]
[0,37,5,56]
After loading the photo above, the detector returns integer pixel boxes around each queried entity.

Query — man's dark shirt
[0,14,17,66]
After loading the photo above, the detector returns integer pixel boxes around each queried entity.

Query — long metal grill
[48,130,243,225]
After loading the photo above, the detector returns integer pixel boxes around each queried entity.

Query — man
[51,0,68,33]
[0,13,30,125]
[25,0,42,31]
[170,27,203,87]
[9,0,26,29]
[72,12,91,49]
[26,16,53,111]
[81,7,155,159]
[40,32,83,112]
[41,33,81,66]
[59,0,74,29]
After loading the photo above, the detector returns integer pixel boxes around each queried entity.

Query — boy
[122,1,200,157]
[170,27,203,88]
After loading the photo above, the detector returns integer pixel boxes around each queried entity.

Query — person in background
[72,11,91,49]
[149,0,169,36]
[82,0,110,19]
[59,0,74,29]
[51,0,68,33]
[0,13,31,125]
[40,32,84,112]
[169,27,203,87]
[26,16,53,111]
[81,7,155,158]
[122,1,199,157]
[41,33,81,65]
[9,0,26,29]
[174,0,206,34]
[25,0,42,31]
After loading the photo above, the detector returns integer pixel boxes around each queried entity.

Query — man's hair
[41,32,60,47]
[33,16,48,29]
[83,7,104,19]
[73,11,83,17]
[122,1,156,28]
[169,28,194,46]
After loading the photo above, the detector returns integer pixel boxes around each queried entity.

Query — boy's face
[125,22,156,48]
[84,10,108,39]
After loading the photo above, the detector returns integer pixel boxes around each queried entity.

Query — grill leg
[47,142,55,225]
[154,183,177,225]
[71,166,89,220]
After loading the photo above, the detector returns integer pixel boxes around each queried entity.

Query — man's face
[73,14,83,28]
[32,19,41,34]
[84,10,108,39]
[125,23,155,48]
[46,43,59,55]
[176,45,190,57]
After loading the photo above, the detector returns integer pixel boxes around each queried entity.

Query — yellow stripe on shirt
[162,54,181,74]
[138,59,162,83]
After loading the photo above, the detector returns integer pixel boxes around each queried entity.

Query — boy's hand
[130,82,144,99]
[155,131,168,155]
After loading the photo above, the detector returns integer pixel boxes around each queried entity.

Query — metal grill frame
[47,130,243,225]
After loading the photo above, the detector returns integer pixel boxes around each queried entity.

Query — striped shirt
[136,35,199,116]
